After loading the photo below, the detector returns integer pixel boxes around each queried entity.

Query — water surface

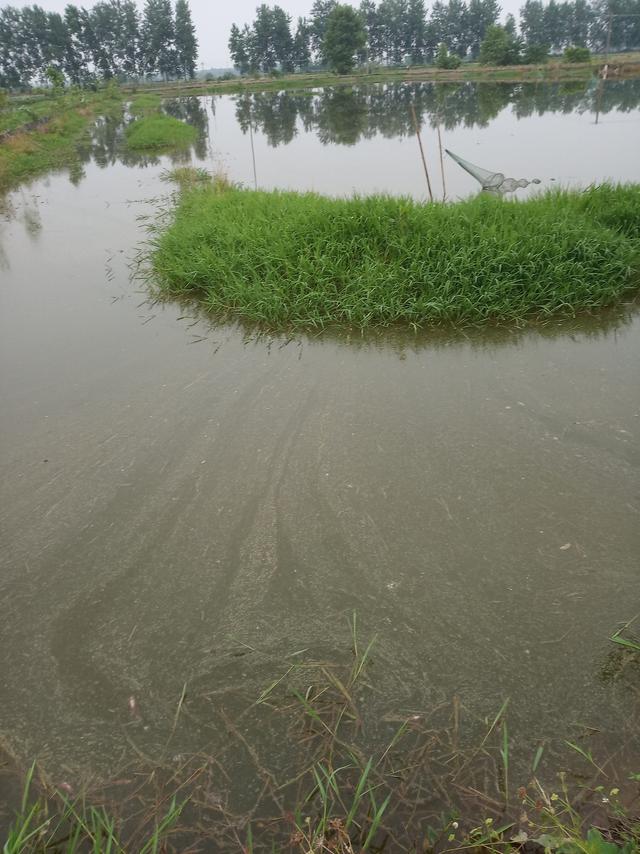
[0,80,639,805]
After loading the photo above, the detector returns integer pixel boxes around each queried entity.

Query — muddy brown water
[0,81,639,814]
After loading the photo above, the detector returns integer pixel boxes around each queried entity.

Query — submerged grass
[125,112,198,151]
[150,182,640,328]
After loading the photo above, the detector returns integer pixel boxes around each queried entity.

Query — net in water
[446,149,541,195]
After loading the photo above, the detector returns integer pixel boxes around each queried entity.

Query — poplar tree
[229,23,251,73]
[310,0,337,59]
[322,3,366,72]
[0,6,25,86]
[467,0,501,57]
[293,17,312,69]
[142,0,176,79]
[358,0,383,61]
[63,4,92,83]
[520,0,546,44]
[253,4,277,71]
[378,0,408,63]
[271,6,294,70]
[120,0,141,78]
[406,0,427,62]
[175,0,197,78]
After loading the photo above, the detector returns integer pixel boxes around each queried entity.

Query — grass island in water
[124,112,198,151]
[150,179,640,328]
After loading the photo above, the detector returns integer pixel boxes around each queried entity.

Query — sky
[8,0,523,68]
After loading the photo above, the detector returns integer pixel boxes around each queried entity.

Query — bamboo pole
[410,104,433,203]
[248,117,258,190]
[436,123,447,201]
[596,12,613,124]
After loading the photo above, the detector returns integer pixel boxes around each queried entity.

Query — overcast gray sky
[9,0,522,68]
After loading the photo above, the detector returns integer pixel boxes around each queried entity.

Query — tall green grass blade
[610,616,640,652]
[500,721,510,803]
[377,719,409,767]
[20,762,36,816]
[350,634,377,687]
[254,665,295,706]
[565,741,608,777]
[362,793,391,850]
[532,744,545,773]
[481,697,510,749]
[138,797,185,854]
[292,689,335,736]
[345,758,373,830]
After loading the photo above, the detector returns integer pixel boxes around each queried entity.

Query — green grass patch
[125,112,198,150]
[129,92,163,116]
[161,165,213,188]
[0,95,53,136]
[150,183,640,328]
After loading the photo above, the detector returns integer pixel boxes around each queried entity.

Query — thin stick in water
[437,124,447,201]
[249,119,258,190]
[410,104,433,202]
[170,682,188,740]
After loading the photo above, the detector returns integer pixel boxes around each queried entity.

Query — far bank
[125,51,640,97]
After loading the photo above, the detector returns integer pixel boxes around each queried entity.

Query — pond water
[0,80,639,833]
[203,79,640,198]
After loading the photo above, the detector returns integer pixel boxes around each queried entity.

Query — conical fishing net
[446,149,540,195]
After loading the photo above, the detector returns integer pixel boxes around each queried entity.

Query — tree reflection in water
[233,78,640,147]
[50,80,640,187]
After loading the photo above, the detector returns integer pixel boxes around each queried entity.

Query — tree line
[0,0,198,88]
[229,0,640,74]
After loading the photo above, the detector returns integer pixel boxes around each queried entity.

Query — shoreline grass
[3,764,638,852]
[0,88,197,189]
[2,616,639,851]
[0,89,123,190]
[124,112,198,151]
[149,181,640,329]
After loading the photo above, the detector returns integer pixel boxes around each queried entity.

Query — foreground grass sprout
[150,182,640,328]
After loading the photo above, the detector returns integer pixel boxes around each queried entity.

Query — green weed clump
[151,183,640,328]
[161,165,214,188]
[125,113,197,150]
[2,762,185,854]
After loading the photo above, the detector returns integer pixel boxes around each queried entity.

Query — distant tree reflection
[60,79,640,187]
[233,79,640,146]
